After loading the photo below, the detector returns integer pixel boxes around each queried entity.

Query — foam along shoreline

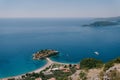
[1,58,70,80]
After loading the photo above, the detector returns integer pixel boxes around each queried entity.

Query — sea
[0,18,120,78]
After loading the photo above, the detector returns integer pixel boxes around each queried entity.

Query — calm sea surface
[0,18,120,78]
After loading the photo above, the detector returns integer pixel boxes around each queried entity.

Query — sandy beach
[33,58,54,73]
[34,58,70,73]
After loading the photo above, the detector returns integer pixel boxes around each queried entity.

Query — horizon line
[0,16,119,19]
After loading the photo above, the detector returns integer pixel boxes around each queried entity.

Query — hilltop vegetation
[80,58,103,69]
[104,57,120,71]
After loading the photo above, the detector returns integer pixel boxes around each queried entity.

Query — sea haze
[0,18,120,78]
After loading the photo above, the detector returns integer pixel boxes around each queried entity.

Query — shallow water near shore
[0,18,120,78]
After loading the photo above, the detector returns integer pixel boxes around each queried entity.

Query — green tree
[80,58,103,69]
[79,71,87,80]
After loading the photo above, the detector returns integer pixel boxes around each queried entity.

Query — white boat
[94,51,99,55]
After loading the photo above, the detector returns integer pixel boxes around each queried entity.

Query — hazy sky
[0,0,120,18]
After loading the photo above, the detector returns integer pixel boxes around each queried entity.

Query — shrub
[80,58,103,69]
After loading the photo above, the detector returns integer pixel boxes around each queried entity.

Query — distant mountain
[95,16,120,22]
[83,21,119,27]
[83,16,120,27]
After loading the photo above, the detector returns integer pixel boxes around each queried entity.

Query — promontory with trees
[83,21,119,27]
[83,16,120,27]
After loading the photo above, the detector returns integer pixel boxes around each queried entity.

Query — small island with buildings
[33,49,59,60]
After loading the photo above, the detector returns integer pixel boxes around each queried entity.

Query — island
[83,16,120,27]
[83,21,119,27]
[33,49,59,60]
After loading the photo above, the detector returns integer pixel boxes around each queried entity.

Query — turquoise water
[0,18,120,78]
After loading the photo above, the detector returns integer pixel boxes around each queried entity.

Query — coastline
[1,57,120,80]
[0,58,71,80]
